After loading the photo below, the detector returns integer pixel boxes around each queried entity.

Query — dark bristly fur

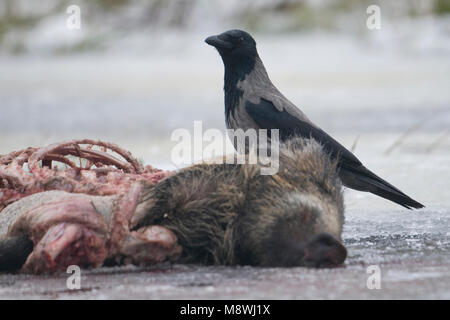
[0,235,33,272]
[205,29,424,210]
[134,138,346,267]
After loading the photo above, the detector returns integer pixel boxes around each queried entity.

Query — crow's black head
[205,29,258,62]
[205,30,260,120]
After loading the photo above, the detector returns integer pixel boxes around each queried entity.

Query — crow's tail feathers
[369,184,425,210]
[343,165,425,210]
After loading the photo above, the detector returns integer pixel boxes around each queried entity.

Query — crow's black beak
[205,35,233,49]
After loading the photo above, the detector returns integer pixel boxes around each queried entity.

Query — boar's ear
[0,235,34,272]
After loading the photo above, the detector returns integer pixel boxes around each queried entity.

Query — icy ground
[0,207,449,299]
[0,32,449,299]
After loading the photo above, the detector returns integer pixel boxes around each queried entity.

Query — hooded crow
[205,29,424,210]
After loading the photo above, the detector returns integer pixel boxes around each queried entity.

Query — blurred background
[1,1,450,299]
[0,0,449,209]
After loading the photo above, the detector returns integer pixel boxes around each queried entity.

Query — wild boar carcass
[133,137,347,268]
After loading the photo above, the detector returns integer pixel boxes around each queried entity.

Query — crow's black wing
[245,98,424,209]
[245,98,362,167]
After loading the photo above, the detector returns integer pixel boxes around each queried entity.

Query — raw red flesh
[22,222,108,274]
[0,139,172,212]
[0,140,181,273]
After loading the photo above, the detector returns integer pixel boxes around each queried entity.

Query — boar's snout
[303,233,347,268]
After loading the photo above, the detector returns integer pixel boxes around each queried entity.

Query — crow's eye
[238,37,244,42]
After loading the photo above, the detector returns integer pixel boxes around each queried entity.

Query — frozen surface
[1,207,449,300]
[0,142,448,299]
[0,32,449,299]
